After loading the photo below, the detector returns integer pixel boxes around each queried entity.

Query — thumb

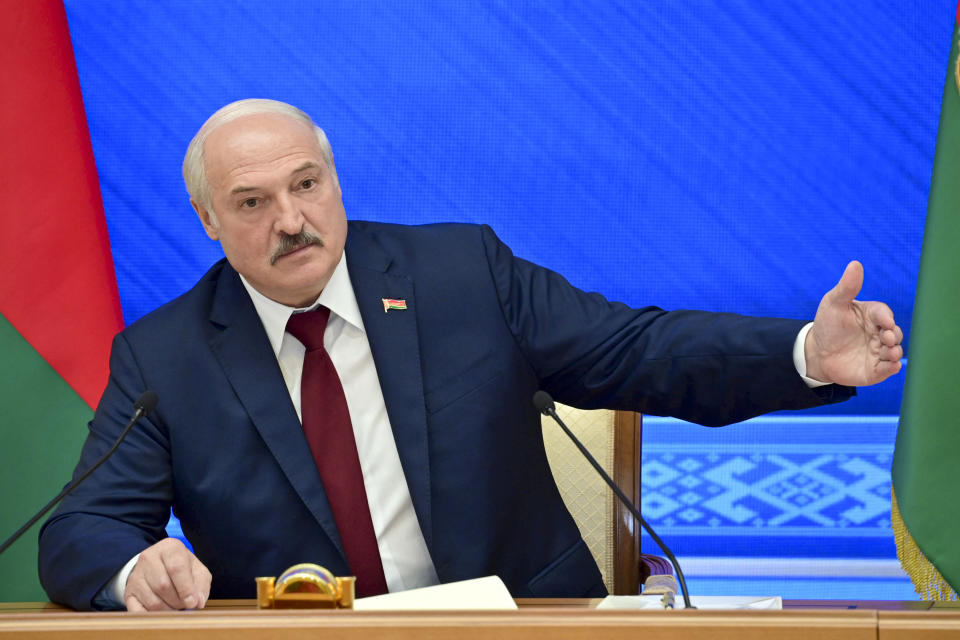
[826,260,863,306]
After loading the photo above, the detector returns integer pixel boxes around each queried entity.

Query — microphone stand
[535,391,695,609]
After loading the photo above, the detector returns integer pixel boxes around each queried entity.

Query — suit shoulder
[348,219,494,243]
[120,259,230,340]
[347,220,507,263]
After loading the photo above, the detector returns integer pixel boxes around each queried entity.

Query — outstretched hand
[805,261,903,387]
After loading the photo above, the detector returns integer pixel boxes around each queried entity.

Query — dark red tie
[286,307,388,597]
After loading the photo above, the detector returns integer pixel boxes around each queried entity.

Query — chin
[289,266,334,297]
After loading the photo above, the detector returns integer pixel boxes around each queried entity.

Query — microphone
[533,390,694,609]
[0,391,159,557]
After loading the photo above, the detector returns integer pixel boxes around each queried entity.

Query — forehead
[203,113,324,190]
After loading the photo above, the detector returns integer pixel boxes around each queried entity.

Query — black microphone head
[532,390,555,415]
[134,391,159,416]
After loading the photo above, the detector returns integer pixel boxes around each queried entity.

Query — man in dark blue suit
[38,99,904,611]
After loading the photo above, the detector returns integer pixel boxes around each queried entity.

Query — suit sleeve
[38,332,172,610]
[479,225,854,426]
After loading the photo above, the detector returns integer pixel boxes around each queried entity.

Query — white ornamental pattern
[641,446,892,536]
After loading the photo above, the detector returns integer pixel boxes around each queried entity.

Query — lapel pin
[382,298,407,313]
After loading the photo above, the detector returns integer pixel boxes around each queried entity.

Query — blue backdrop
[62,1,954,597]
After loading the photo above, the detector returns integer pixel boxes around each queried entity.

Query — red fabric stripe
[287,309,388,596]
[0,0,123,409]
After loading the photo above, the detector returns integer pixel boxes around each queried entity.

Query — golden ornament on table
[256,563,355,609]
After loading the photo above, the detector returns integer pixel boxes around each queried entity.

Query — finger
[827,260,864,306]
[878,359,903,377]
[161,547,202,609]
[138,553,187,610]
[879,328,900,348]
[190,558,212,608]
[864,301,897,331]
[125,594,146,612]
[879,344,903,362]
[127,580,175,611]
[864,360,900,386]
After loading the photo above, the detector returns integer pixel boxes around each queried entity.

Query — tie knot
[286,306,331,351]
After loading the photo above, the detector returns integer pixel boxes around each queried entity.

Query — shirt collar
[238,251,365,357]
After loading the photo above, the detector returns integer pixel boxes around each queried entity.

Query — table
[2,599,959,639]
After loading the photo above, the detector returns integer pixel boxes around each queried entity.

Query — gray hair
[182,98,337,211]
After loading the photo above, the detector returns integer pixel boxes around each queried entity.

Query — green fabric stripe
[0,312,92,602]
[892,25,960,593]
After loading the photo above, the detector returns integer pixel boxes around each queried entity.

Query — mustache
[270,231,324,265]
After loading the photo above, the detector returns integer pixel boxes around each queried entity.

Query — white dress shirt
[794,322,827,388]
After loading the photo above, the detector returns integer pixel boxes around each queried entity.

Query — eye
[299,178,317,190]
[241,197,259,208]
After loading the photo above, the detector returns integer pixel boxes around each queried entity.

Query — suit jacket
[38,222,853,610]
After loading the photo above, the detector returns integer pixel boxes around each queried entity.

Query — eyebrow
[228,162,322,196]
[290,161,321,175]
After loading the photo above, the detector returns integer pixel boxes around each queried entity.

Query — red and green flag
[381,298,408,312]
[891,4,960,601]
[0,0,123,601]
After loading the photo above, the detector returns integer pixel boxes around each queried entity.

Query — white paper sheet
[353,576,518,611]
[597,595,783,610]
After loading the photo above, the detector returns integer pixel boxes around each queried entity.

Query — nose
[273,194,305,235]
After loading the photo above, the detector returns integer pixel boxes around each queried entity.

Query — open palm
[805,261,903,387]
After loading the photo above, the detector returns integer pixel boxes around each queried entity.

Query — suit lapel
[347,229,433,551]
[206,262,347,559]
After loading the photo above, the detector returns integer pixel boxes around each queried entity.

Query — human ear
[192,200,220,240]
